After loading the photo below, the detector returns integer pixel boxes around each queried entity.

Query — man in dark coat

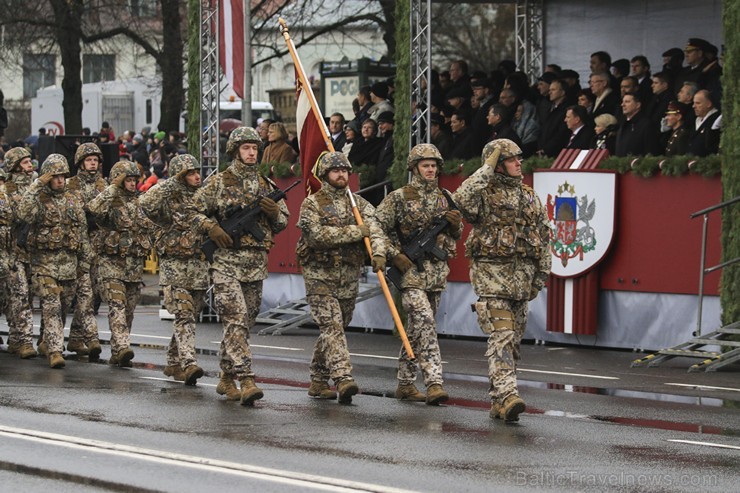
[615,92,660,156]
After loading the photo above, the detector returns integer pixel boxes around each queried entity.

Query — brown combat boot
[239,377,264,406]
[336,378,359,404]
[489,402,502,420]
[425,384,449,406]
[500,395,526,422]
[86,339,102,362]
[395,383,426,402]
[110,347,134,368]
[163,364,186,381]
[18,344,38,359]
[37,341,49,357]
[7,341,19,354]
[183,365,204,386]
[49,352,66,369]
[67,339,90,356]
[216,373,240,401]
[308,381,337,399]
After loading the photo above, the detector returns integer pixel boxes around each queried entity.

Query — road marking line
[208,341,304,351]
[668,439,740,451]
[97,330,171,341]
[518,368,619,380]
[0,425,418,493]
[138,376,216,388]
[665,383,740,393]
[349,353,398,361]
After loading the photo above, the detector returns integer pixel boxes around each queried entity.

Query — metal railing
[690,195,740,336]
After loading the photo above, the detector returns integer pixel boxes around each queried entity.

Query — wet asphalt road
[1,306,739,492]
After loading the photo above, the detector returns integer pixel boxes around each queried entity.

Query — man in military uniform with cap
[453,139,551,422]
[185,126,289,406]
[65,142,106,359]
[88,160,157,367]
[2,147,37,359]
[663,101,691,156]
[17,154,91,368]
[375,144,461,405]
[140,154,208,385]
[296,151,387,404]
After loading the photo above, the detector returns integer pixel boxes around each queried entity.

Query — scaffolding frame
[515,0,544,82]
[410,0,432,147]
[200,0,221,180]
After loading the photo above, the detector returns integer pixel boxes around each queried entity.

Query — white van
[219,101,278,127]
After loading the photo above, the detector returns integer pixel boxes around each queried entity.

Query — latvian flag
[295,75,328,195]
[219,0,245,99]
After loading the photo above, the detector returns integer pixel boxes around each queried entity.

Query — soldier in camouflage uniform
[88,161,157,367]
[453,139,551,422]
[3,147,37,359]
[185,127,289,406]
[296,151,387,404]
[0,168,15,332]
[140,154,208,385]
[375,144,462,405]
[17,154,91,369]
[65,143,106,359]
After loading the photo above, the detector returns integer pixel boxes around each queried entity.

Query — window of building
[83,54,116,84]
[23,54,56,99]
[128,0,157,17]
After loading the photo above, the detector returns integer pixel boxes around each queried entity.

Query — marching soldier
[453,139,551,422]
[186,127,289,406]
[375,144,462,405]
[16,154,90,369]
[3,147,37,359]
[0,168,15,331]
[140,154,208,385]
[88,161,157,367]
[65,143,106,359]
[296,152,387,404]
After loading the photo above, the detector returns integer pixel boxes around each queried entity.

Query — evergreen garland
[391,0,411,190]
[721,2,740,326]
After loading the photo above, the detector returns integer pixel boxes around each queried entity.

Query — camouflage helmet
[40,154,70,176]
[168,154,201,177]
[4,146,32,172]
[74,142,103,167]
[316,151,352,179]
[407,143,443,170]
[226,126,262,157]
[0,167,7,181]
[482,138,522,168]
[109,160,140,183]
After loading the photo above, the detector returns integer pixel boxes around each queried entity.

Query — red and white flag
[219,0,245,98]
[296,76,329,194]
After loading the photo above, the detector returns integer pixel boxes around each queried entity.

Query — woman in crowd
[260,122,298,165]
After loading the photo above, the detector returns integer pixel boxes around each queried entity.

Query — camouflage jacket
[375,174,461,291]
[0,184,15,277]
[296,182,386,299]
[5,172,33,263]
[139,178,209,289]
[67,171,107,247]
[88,184,157,282]
[185,160,288,283]
[453,165,551,300]
[16,180,91,281]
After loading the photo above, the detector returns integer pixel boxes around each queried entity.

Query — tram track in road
[0,425,419,493]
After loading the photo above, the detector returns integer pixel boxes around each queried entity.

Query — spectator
[385,77,396,106]
[449,109,476,160]
[662,47,685,83]
[355,86,372,125]
[545,63,562,74]
[257,119,274,146]
[439,70,452,92]
[564,105,596,150]
[81,127,91,136]
[130,133,149,169]
[0,89,7,142]
[368,82,394,123]
[447,60,472,98]
[498,88,517,109]
[328,113,346,151]
[677,81,699,122]
[537,79,570,157]
[611,59,630,81]
[590,72,620,118]
[260,122,298,165]
[592,114,618,154]
[470,78,497,153]
[615,76,641,120]
[429,113,452,160]
[558,69,581,91]
[688,90,720,156]
[577,89,596,114]
[341,120,360,156]
[663,101,691,156]
[676,38,722,104]
[366,111,395,206]
[498,60,516,77]
[591,51,619,92]
[535,73,557,123]
[100,121,115,141]
[348,119,383,168]
[645,72,674,131]
[486,104,521,147]
[446,86,472,114]
[512,101,540,158]
[630,55,652,98]
[615,92,660,156]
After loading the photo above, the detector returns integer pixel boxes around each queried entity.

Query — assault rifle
[15,222,30,249]
[386,190,458,290]
[201,179,300,263]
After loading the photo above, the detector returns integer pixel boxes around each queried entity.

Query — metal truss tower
[515,0,544,82]
[200,0,221,179]
[410,0,432,146]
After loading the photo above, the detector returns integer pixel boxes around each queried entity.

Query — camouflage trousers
[212,271,261,380]
[68,272,99,344]
[398,289,443,387]
[307,295,356,383]
[476,297,528,405]
[33,275,77,354]
[163,286,206,369]
[6,261,34,347]
[101,279,141,354]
